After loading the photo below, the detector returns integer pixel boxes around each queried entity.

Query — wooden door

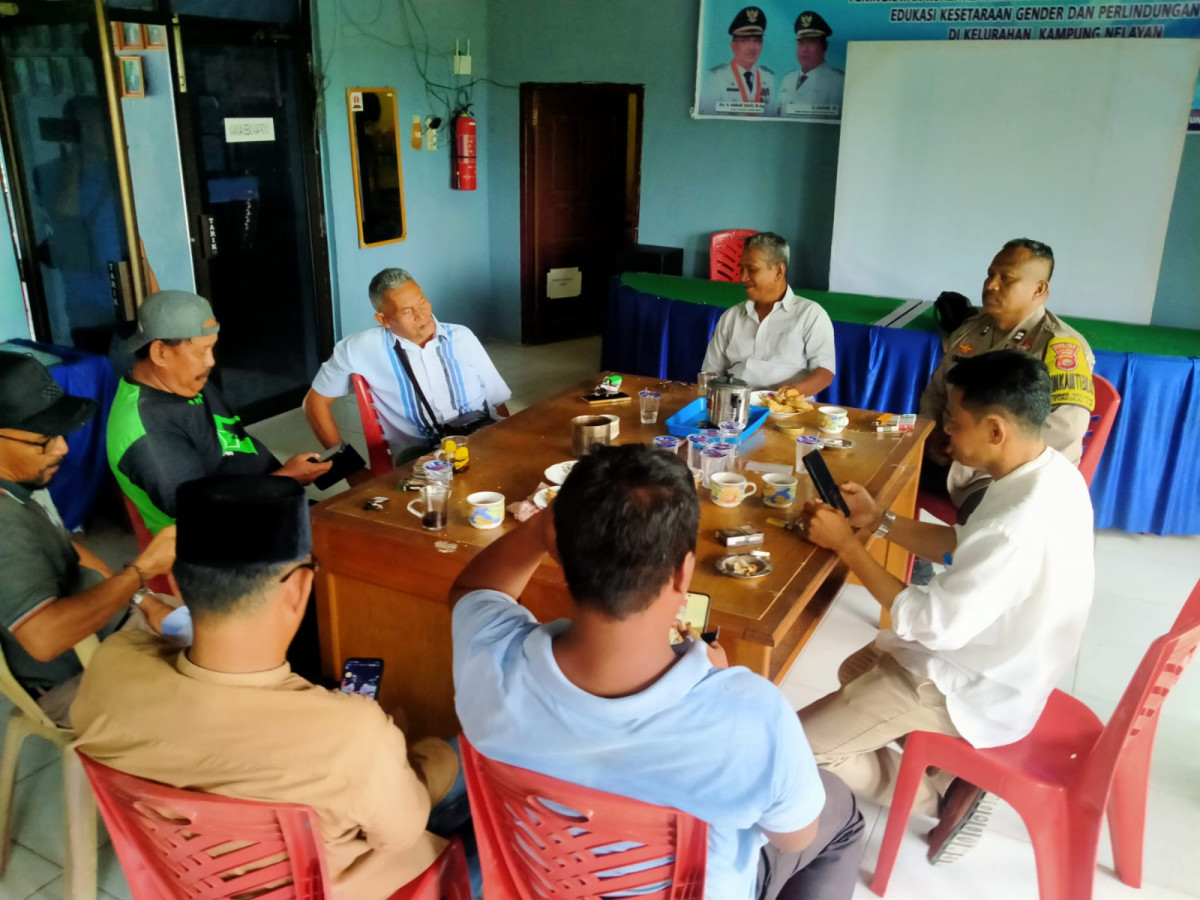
[520,83,643,345]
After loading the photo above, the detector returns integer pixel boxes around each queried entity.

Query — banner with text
[694,0,1200,128]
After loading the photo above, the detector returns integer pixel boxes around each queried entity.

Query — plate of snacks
[533,486,560,509]
[716,553,774,579]
[751,388,813,418]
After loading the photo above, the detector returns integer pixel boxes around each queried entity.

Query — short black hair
[552,444,699,620]
[946,349,1051,434]
[1002,237,1055,280]
[173,559,292,621]
[132,337,185,361]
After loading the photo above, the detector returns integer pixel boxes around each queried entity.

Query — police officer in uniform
[919,238,1095,515]
[778,11,845,118]
[699,6,777,117]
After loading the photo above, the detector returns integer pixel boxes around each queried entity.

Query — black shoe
[925,778,995,865]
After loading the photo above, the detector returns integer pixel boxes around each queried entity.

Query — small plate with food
[715,554,774,579]
[543,461,577,485]
[751,388,813,418]
[533,486,560,509]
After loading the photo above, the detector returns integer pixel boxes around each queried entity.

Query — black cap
[177,475,311,567]
[0,352,96,436]
[794,10,833,38]
[729,6,766,35]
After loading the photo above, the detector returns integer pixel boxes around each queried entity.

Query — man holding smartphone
[72,475,465,900]
[799,351,1095,863]
[450,444,863,900]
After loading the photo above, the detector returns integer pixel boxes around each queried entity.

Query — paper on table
[546,267,582,299]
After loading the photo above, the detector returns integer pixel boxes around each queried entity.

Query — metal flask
[705,376,751,428]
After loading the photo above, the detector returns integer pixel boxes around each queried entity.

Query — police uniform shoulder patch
[1044,337,1095,411]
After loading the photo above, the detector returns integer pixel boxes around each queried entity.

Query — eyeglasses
[0,433,61,452]
[278,558,320,582]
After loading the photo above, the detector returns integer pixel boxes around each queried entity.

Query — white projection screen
[829,40,1200,324]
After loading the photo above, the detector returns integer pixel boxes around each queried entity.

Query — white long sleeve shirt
[700,286,836,389]
[877,447,1095,748]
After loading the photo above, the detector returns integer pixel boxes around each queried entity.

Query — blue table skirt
[602,281,1199,535]
[10,339,118,531]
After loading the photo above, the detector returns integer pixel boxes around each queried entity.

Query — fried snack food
[763,388,813,414]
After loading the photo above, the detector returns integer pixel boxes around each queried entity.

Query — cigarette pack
[897,414,916,431]
[716,525,764,548]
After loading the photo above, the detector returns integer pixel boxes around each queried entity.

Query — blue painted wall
[311,0,493,341]
[484,0,840,342]
[482,0,1200,336]
[121,47,194,294]
[1153,136,1200,330]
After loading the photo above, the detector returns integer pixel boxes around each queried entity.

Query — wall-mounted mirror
[347,87,406,247]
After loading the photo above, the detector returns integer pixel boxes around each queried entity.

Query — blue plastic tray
[663,398,769,443]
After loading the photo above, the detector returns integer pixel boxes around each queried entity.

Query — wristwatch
[872,509,897,539]
[130,588,153,609]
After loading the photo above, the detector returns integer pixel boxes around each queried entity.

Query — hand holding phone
[803,450,850,517]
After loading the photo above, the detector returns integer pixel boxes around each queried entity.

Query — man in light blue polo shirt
[450,444,863,900]
[304,268,510,464]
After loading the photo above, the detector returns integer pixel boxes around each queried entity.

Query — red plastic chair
[120,494,175,596]
[78,753,470,900]
[1077,375,1121,488]
[459,735,707,899]
[351,373,394,476]
[870,577,1200,900]
[709,229,758,282]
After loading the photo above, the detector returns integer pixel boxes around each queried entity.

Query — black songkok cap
[177,475,311,567]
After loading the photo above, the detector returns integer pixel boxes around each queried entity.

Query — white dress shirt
[877,447,1095,748]
[311,320,511,453]
[778,63,845,117]
[700,286,836,389]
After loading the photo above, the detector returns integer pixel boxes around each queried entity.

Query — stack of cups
[711,441,738,473]
[700,446,732,487]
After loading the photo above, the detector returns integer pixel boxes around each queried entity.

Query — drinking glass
[639,390,661,425]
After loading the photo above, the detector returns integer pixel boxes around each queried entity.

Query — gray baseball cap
[123,291,221,352]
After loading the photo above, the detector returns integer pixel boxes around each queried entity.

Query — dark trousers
[757,769,865,900]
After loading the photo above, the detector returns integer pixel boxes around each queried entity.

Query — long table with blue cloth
[602,273,1200,536]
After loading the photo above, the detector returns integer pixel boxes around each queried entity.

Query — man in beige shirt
[71,475,463,900]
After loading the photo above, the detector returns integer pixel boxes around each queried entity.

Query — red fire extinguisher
[453,111,477,191]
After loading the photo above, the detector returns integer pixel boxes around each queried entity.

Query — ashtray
[715,554,774,579]
[820,437,854,450]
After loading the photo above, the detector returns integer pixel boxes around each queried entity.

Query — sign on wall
[694,0,1200,128]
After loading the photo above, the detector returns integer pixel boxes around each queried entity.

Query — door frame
[168,8,333,421]
[518,82,644,345]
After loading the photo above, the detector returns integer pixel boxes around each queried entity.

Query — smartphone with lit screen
[339,657,384,701]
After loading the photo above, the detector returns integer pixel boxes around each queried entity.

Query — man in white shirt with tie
[698,6,778,117]
[304,268,510,465]
[798,350,1095,864]
[701,232,835,396]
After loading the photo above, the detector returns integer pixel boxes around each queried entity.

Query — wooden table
[311,374,931,739]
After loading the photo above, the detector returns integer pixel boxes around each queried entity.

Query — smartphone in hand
[339,657,384,701]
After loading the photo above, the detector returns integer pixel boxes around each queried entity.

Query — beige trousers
[799,643,959,817]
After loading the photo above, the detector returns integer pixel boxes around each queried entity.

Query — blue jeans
[426,736,481,896]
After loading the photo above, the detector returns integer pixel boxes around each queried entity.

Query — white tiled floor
[4,335,1197,899]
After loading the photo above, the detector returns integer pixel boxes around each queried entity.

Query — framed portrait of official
[693,1,1200,127]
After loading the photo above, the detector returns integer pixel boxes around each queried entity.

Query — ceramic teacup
[762,473,798,508]
[466,491,505,529]
[710,472,757,508]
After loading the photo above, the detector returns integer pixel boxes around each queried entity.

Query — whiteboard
[829,40,1200,324]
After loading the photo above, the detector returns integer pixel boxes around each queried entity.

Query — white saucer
[543,461,577,485]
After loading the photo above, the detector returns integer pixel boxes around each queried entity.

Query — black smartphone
[316,441,347,463]
[339,657,384,700]
[701,625,721,645]
[803,450,851,517]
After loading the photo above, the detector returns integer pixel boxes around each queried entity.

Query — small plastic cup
[718,420,746,444]
[639,390,662,425]
[653,435,684,455]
